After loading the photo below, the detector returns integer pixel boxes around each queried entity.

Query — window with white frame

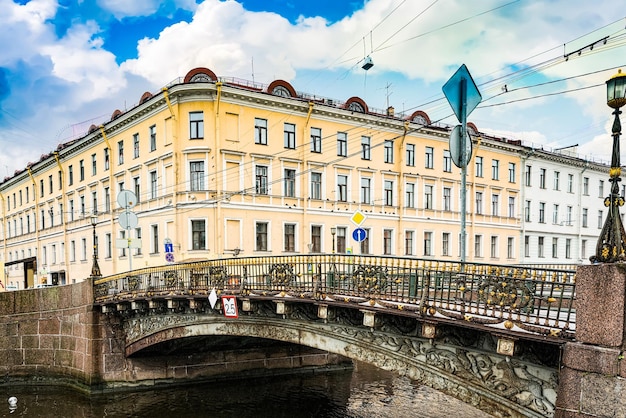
[254,118,267,145]
[255,165,268,195]
[284,223,296,252]
[406,144,415,166]
[361,136,371,160]
[284,169,295,197]
[190,161,205,191]
[191,220,206,250]
[337,175,348,202]
[256,222,268,251]
[310,127,321,153]
[190,111,204,139]
[311,172,322,200]
[284,123,296,149]
[361,177,371,204]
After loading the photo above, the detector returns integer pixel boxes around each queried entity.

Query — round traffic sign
[352,228,367,242]
[449,124,473,168]
[119,211,138,229]
[117,190,137,209]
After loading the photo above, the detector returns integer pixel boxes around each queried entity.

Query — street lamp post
[90,214,101,278]
[592,69,626,263]
[331,227,336,254]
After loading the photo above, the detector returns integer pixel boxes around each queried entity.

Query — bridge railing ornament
[93,255,577,340]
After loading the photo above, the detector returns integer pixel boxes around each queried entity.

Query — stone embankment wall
[0,279,99,388]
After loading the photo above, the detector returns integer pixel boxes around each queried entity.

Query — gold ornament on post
[592,69,626,263]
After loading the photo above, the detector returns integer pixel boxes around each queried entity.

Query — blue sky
[0,0,625,176]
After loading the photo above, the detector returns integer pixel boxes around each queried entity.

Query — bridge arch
[122,308,555,418]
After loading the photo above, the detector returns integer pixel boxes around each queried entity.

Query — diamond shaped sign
[442,64,482,122]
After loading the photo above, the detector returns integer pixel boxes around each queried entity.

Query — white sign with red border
[221,295,239,318]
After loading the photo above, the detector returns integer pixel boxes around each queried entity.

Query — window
[539,202,545,223]
[598,210,604,228]
[311,225,321,253]
[361,178,371,204]
[191,220,206,250]
[538,236,544,257]
[425,147,434,169]
[133,133,140,158]
[442,232,450,256]
[582,208,588,227]
[310,127,321,153]
[104,187,110,212]
[91,154,97,176]
[80,195,85,216]
[337,175,348,202]
[567,174,573,193]
[581,239,587,259]
[360,228,370,254]
[68,165,73,186]
[424,185,433,209]
[599,180,604,198]
[525,165,531,186]
[491,160,499,180]
[554,171,560,190]
[565,238,571,259]
[553,204,559,224]
[92,191,98,213]
[583,177,589,195]
[284,169,295,197]
[361,136,371,160]
[150,171,157,199]
[134,176,141,203]
[337,132,347,157]
[384,140,393,163]
[383,229,392,255]
[190,161,205,191]
[79,160,85,181]
[524,235,530,257]
[190,111,204,139]
[443,187,451,211]
[490,236,498,258]
[539,168,546,189]
[491,194,499,216]
[384,180,394,206]
[443,150,452,172]
[119,230,126,257]
[423,232,432,256]
[476,191,483,215]
[405,231,414,255]
[284,223,295,252]
[104,234,111,258]
[567,206,573,225]
[81,238,87,261]
[475,156,483,177]
[48,175,53,194]
[135,228,142,255]
[552,238,558,258]
[104,148,109,171]
[311,172,322,200]
[337,227,346,253]
[474,234,482,257]
[284,123,296,149]
[149,125,157,151]
[507,237,514,259]
[254,118,268,145]
[508,196,515,218]
[508,163,516,183]
[406,144,415,166]
[255,165,268,195]
[151,224,159,254]
[115,140,123,165]
[405,183,415,208]
[70,240,76,262]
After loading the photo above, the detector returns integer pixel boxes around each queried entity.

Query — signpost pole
[460,78,467,265]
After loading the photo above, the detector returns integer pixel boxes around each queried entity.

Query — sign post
[116,190,139,272]
[442,64,482,264]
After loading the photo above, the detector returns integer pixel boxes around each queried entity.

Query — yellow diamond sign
[351,210,367,226]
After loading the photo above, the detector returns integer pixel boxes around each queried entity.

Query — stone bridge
[1,255,625,418]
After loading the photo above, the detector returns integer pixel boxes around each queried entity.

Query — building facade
[0,67,611,289]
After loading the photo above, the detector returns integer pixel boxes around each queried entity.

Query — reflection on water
[1,362,491,418]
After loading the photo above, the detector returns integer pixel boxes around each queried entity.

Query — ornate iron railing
[93,255,577,339]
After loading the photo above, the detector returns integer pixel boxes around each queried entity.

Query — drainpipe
[53,152,69,281]
[98,126,116,274]
[213,82,223,257]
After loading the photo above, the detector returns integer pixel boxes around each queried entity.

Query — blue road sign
[352,228,367,242]
[164,243,174,253]
[442,64,482,122]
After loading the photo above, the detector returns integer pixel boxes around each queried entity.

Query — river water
[1,362,491,417]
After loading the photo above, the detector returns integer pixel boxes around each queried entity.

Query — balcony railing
[93,255,577,340]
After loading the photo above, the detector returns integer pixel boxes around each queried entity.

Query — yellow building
[0,67,522,289]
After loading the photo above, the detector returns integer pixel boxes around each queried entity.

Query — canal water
[1,362,491,417]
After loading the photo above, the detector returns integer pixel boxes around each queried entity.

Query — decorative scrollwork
[477,276,534,310]
[352,264,389,294]
[266,263,296,286]
[126,275,140,291]
[94,283,109,298]
[164,271,180,288]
